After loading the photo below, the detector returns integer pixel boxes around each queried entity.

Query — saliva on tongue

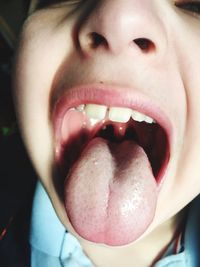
[64,137,157,246]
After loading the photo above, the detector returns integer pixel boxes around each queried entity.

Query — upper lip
[52,83,173,144]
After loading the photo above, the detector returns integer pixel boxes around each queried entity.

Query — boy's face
[14,0,200,248]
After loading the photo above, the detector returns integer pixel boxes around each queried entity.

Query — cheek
[168,34,200,207]
[177,37,200,166]
[179,63,200,197]
[152,26,200,225]
[174,22,200,121]
[13,25,74,184]
[14,48,54,185]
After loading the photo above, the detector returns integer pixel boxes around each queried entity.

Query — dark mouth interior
[97,120,168,178]
[59,119,168,181]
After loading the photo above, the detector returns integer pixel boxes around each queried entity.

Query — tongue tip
[69,208,156,247]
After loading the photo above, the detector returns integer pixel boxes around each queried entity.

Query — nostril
[134,38,155,53]
[88,32,108,49]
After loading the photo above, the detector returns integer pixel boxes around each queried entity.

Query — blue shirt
[30,182,200,267]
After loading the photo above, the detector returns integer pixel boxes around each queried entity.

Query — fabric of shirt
[30,182,200,267]
[30,182,94,267]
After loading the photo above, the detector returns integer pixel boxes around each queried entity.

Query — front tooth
[144,115,155,124]
[132,110,155,123]
[109,107,132,123]
[85,104,107,120]
[76,104,85,112]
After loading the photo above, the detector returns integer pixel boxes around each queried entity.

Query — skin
[13,0,200,266]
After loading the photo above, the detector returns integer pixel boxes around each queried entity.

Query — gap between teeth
[75,104,156,124]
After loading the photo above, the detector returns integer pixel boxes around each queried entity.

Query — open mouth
[53,86,171,246]
[56,103,168,183]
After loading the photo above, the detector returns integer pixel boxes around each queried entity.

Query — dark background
[0,1,37,265]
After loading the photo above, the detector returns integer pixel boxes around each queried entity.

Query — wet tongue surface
[64,137,157,246]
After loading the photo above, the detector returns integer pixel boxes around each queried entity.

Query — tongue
[64,137,157,246]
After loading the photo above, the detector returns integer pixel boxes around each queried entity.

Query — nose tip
[77,0,165,57]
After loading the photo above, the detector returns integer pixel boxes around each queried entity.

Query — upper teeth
[76,104,156,124]
[109,107,132,123]
[85,104,107,120]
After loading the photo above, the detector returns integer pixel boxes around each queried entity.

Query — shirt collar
[184,195,200,267]
[30,182,95,267]
[30,182,66,256]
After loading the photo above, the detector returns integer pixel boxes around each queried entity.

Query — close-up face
[13,0,200,251]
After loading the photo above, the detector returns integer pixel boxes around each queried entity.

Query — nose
[77,0,167,57]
